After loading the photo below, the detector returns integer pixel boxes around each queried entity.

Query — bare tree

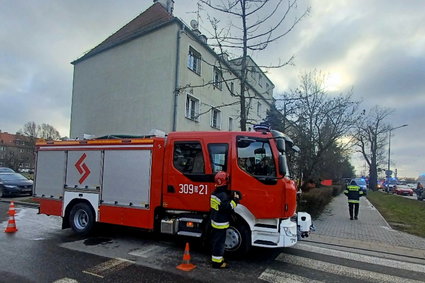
[199,0,310,130]
[281,70,360,181]
[353,106,393,191]
[19,122,61,141]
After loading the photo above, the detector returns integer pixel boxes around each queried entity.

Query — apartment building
[70,0,274,138]
[0,131,35,170]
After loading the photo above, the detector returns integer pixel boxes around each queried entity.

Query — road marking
[53,278,79,283]
[259,268,323,283]
[276,253,423,283]
[129,245,168,258]
[83,258,134,279]
[295,243,425,273]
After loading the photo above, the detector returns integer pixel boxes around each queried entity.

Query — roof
[72,3,174,64]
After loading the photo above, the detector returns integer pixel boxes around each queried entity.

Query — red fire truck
[34,129,312,254]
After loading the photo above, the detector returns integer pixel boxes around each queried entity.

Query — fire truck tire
[225,221,251,256]
[69,202,95,235]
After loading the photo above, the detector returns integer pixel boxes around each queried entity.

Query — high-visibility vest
[344,185,364,203]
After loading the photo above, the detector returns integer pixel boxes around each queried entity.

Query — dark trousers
[348,202,359,218]
[211,228,226,262]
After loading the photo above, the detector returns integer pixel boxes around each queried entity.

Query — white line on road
[276,253,422,283]
[53,278,79,283]
[259,268,323,283]
[129,245,168,258]
[83,258,134,279]
[295,243,425,273]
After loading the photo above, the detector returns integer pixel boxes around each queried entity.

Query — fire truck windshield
[237,137,276,177]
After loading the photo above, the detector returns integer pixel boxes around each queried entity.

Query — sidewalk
[309,193,425,258]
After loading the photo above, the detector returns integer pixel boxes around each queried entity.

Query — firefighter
[210,171,240,269]
[344,180,365,220]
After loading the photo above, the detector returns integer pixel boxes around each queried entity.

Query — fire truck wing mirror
[292,145,300,152]
[279,155,288,176]
[283,136,294,148]
[276,138,285,152]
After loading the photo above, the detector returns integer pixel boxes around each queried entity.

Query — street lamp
[387,124,408,175]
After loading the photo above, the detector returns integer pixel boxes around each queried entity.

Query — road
[1,201,425,282]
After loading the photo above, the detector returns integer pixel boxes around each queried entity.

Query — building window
[228,117,234,131]
[230,82,234,94]
[213,67,223,90]
[185,95,199,121]
[210,108,221,129]
[257,102,262,116]
[187,47,201,75]
[258,74,263,86]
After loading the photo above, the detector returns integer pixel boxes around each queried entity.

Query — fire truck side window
[173,142,205,174]
[208,144,228,173]
[237,137,276,177]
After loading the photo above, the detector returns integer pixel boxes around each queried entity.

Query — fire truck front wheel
[69,202,95,235]
[225,221,251,256]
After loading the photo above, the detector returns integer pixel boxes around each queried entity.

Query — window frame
[185,94,200,122]
[210,108,221,129]
[213,66,223,90]
[187,47,201,75]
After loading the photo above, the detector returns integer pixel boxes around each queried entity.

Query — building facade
[70,1,275,138]
[0,131,35,171]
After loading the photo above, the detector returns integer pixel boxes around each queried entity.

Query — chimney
[154,0,174,14]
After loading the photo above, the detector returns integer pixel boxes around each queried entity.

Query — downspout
[172,23,184,131]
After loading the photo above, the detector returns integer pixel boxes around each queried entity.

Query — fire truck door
[163,141,214,211]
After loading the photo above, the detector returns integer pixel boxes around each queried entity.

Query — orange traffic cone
[8,201,16,216]
[176,242,196,271]
[4,214,18,233]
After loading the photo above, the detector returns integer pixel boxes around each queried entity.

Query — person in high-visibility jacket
[344,180,365,220]
[210,171,240,269]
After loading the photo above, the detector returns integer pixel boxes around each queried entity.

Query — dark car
[0,172,33,197]
[0,167,15,173]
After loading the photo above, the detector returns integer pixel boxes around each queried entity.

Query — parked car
[350,178,368,192]
[0,167,15,173]
[0,172,33,197]
[394,185,414,196]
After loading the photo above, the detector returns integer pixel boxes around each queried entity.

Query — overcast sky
[1,0,424,178]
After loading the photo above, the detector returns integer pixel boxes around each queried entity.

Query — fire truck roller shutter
[102,150,152,207]
[34,151,66,199]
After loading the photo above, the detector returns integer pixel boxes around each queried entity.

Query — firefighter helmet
[215,171,229,187]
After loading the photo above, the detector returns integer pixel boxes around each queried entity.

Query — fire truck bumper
[251,213,313,248]
[252,218,298,248]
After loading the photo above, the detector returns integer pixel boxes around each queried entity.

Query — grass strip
[367,191,425,238]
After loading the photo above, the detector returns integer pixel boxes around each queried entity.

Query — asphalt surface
[1,193,425,282]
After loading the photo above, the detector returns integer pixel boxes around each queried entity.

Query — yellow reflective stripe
[212,256,223,263]
[230,200,237,209]
[348,200,360,203]
[210,195,221,211]
[211,220,229,229]
[348,186,360,191]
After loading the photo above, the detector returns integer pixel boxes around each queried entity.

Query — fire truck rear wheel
[225,221,251,256]
[69,202,94,235]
